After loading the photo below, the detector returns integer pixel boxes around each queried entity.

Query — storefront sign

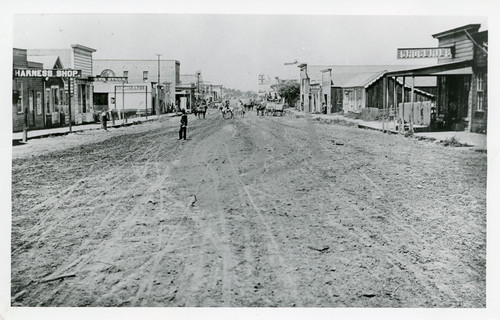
[92,76,128,82]
[397,47,453,59]
[13,69,82,78]
[116,85,147,91]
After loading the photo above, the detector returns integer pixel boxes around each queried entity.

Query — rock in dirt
[308,245,330,252]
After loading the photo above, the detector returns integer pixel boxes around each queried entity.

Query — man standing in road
[179,109,188,140]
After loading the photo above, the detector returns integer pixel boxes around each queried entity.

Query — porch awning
[432,67,473,75]
[385,59,473,77]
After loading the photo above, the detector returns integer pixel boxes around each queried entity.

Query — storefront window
[477,94,484,111]
[36,92,42,115]
[80,84,87,113]
[51,87,60,113]
[29,91,34,114]
[477,72,484,111]
[45,88,50,113]
[477,72,484,91]
[16,82,23,113]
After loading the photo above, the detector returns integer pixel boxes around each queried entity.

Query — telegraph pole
[156,53,161,115]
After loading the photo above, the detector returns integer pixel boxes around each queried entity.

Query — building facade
[93,59,180,115]
[28,44,97,124]
[27,54,68,128]
[300,64,436,115]
[12,49,45,133]
[387,24,488,133]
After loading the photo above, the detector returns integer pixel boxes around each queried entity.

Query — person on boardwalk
[179,109,188,140]
[101,110,108,130]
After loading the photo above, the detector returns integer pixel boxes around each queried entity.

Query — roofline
[71,44,97,52]
[385,59,473,77]
[363,70,388,89]
[432,24,481,39]
[94,59,180,63]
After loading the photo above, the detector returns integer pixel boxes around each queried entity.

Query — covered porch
[385,59,474,133]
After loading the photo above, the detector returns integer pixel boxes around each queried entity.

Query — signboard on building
[397,47,453,59]
[116,85,147,91]
[13,69,82,78]
[92,76,128,82]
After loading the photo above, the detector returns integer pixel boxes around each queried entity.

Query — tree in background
[272,80,300,107]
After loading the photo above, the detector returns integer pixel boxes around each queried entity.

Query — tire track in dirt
[309,123,470,305]
[246,115,467,305]
[15,127,184,306]
[328,132,482,299]
[142,115,239,306]
[185,122,240,306]
[225,119,301,305]
[11,130,168,255]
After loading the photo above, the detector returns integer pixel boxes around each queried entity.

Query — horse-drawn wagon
[264,101,285,116]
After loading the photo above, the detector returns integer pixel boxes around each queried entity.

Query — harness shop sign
[14,69,82,78]
[397,47,453,59]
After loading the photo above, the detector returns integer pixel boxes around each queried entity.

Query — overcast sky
[12,14,488,91]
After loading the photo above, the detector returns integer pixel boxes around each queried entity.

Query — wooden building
[12,48,45,133]
[93,59,180,115]
[28,44,97,125]
[386,24,488,133]
[300,64,436,115]
[27,54,68,128]
[339,71,434,117]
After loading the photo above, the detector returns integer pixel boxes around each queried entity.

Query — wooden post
[22,93,28,143]
[410,76,415,133]
[382,76,387,133]
[42,80,46,128]
[386,75,390,132]
[68,78,72,133]
[122,81,126,124]
[145,86,148,120]
[393,77,397,130]
[401,77,406,133]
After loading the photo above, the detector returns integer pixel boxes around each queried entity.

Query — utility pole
[156,53,161,115]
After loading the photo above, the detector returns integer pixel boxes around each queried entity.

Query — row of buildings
[12,46,224,133]
[295,24,488,133]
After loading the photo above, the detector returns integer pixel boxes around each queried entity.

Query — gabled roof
[28,49,72,69]
[341,70,387,88]
[432,24,481,39]
[27,55,64,69]
[334,69,435,97]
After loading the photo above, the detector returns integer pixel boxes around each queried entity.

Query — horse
[194,105,207,119]
[220,105,233,119]
[244,101,254,112]
[255,102,266,116]
[234,104,245,118]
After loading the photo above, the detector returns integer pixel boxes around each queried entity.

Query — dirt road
[11,109,486,307]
